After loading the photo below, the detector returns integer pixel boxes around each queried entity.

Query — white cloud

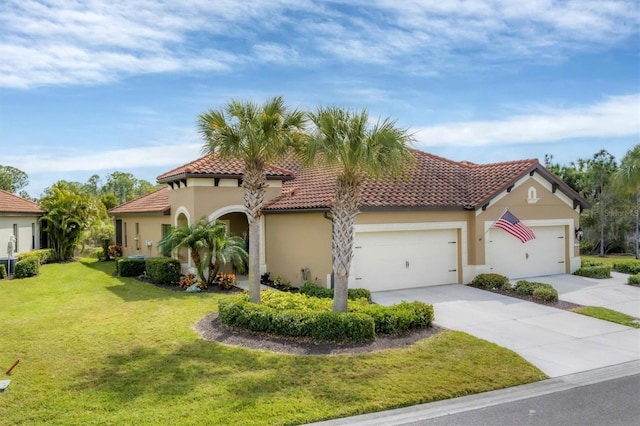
[413,94,640,146]
[1,0,637,88]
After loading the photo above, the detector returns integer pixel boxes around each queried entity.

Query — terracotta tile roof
[108,187,170,215]
[265,151,541,211]
[157,154,295,183]
[0,189,44,214]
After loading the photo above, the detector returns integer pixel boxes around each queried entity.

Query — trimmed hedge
[469,273,511,290]
[0,264,6,279]
[299,282,372,302]
[145,257,180,285]
[574,265,611,279]
[218,296,376,342]
[17,249,56,265]
[514,280,558,302]
[354,301,434,335]
[14,257,40,279]
[117,258,146,277]
[613,260,640,275]
[628,274,640,286]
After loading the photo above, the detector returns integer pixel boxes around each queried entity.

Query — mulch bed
[471,286,584,311]
[194,313,445,355]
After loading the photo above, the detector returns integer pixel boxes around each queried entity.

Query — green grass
[572,306,640,329]
[581,255,636,268]
[0,259,546,425]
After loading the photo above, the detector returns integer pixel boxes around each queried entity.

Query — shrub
[354,301,434,334]
[145,257,180,285]
[215,273,237,289]
[107,245,123,259]
[117,258,146,277]
[581,258,604,267]
[180,273,205,289]
[17,249,56,265]
[574,265,611,279]
[532,285,558,302]
[94,248,105,260]
[613,260,640,275]
[14,257,39,278]
[628,274,640,286]
[469,273,511,290]
[218,296,375,343]
[514,280,535,295]
[0,264,6,279]
[299,281,372,301]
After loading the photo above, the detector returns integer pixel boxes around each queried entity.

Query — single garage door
[350,228,458,292]
[486,225,566,279]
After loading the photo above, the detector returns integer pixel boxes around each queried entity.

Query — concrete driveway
[371,277,640,378]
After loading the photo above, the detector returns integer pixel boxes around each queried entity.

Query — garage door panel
[487,226,565,279]
[351,229,458,291]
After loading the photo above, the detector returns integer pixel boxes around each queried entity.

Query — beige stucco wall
[473,175,581,267]
[0,215,41,256]
[264,212,332,287]
[118,214,172,258]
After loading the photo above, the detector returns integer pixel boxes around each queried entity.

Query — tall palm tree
[613,145,640,259]
[158,219,247,286]
[198,96,306,303]
[304,107,415,312]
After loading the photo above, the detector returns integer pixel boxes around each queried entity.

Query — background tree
[198,96,306,303]
[158,218,247,286]
[39,182,105,261]
[613,145,640,259]
[101,171,158,205]
[304,107,414,312]
[582,150,617,256]
[0,165,29,193]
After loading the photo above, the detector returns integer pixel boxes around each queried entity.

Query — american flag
[494,210,536,243]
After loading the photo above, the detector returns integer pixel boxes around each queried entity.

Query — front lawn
[0,259,546,425]
[572,306,640,329]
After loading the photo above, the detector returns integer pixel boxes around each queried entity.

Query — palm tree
[613,145,640,259]
[158,219,248,286]
[198,96,306,303]
[304,107,415,312]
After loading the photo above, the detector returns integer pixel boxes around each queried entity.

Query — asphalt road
[410,374,640,426]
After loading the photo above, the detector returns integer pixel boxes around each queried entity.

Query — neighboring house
[0,189,45,257]
[108,187,172,258]
[109,150,590,291]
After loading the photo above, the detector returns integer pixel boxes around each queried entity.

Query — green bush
[574,265,611,279]
[145,257,180,285]
[0,264,6,279]
[94,248,105,260]
[117,258,146,277]
[14,257,40,278]
[613,260,640,275]
[628,274,640,286]
[355,301,434,335]
[17,249,56,265]
[299,282,372,302]
[469,273,511,290]
[532,285,558,302]
[581,258,604,267]
[514,280,535,295]
[218,296,375,343]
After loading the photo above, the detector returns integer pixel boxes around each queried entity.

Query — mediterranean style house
[0,189,44,258]
[109,150,589,291]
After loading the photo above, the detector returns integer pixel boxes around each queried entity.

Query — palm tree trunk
[331,178,360,312]
[243,164,266,303]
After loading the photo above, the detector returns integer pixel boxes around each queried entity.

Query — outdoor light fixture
[575,226,584,241]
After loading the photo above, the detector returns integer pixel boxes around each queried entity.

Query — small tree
[614,145,640,259]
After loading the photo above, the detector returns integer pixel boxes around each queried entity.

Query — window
[124,222,128,247]
[161,224,171,257]
[12,224,18,252]
[31,223,36,250]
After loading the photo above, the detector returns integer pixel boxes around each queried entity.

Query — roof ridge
[108,186,167,212]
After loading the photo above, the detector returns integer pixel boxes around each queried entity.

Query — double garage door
[350,228,459,292]
[486,225,567,279]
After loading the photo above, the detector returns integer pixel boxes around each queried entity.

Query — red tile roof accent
[264,151,539,210]
[108,187,170,214]
[157,154,295,182]
[0,189,44,214]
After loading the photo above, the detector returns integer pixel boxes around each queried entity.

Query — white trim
[260,215,267,274]
[187,178,215,187]
[174,206,192,268]
[531,173,574,208]
[208,204,249,221]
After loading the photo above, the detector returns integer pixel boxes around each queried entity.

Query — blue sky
[1,0,638,198]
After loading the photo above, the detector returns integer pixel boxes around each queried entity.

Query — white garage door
[350,229,458,292]
[486,225,566,279]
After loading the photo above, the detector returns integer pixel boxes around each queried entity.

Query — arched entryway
[174,207,192,274]
[209,205,249,276]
